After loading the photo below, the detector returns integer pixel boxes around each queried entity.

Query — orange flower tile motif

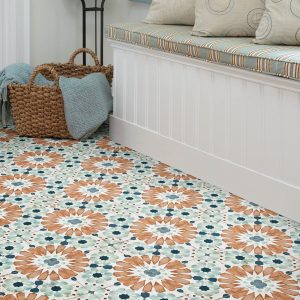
[14,245,89,281]
[131,216,197,245]
[97,137,130,152]
[42,208,108,236]
[114,255,191,293]
[33,138,77,148]
[65,180,121,202]
[143,186,203,209]
[225,195,278,217]
[14,151,64,169]
[0,293,48,300]
[222,224,293,255]
[82,157,133,174]
[219,265,300,300]
[153,163,196,181]
[0,174,45,195]
[0,202,22,227]
[0,129,17,142]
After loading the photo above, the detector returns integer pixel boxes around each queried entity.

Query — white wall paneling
[110,41,300,222]
[0,0,30,69]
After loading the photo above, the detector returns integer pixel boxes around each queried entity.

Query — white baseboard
[110,116,300,222]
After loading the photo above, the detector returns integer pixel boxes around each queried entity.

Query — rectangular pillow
[192,0,265,37]
[144,0,195,25]
[254,0,300,45]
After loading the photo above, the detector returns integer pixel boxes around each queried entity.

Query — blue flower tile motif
[0,126,299,299]
[77,248,122,292]
[0,275,36,295]
[223,249,257,267]
[39,280,78,298]
[0,229,29,276]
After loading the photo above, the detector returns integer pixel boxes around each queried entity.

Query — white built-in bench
[107,22,300,221]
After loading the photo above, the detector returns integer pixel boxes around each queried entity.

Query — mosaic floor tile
[0,127,299,299]
[0,274,92,300]
[0,228,30,277]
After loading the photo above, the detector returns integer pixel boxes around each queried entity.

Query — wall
[0,0,30,69]
[30,0,149,66]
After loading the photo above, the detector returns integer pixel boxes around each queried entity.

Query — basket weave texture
[9,48,113,139]
[42,48,113,83]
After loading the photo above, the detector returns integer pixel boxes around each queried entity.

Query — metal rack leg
[81,0,87,65]
[80,0,105,66]
[101,5,104,65]
[95,0,98,56]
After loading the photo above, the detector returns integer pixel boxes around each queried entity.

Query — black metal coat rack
[80,0,106,65]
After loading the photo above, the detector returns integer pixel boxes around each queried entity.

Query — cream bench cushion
[107,23,300,81]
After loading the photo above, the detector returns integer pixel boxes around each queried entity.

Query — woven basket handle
[28,65,60,91]
[68,48,101,66]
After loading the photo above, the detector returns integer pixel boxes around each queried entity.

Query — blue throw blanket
[0,64,112,139]
[60,73,113,139]
[0,64,34,127]
[0,64,50,127]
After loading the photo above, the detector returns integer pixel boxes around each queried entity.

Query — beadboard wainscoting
[0,0,30,69]
[110,42,300,222]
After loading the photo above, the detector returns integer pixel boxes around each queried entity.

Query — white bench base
[109,41,300,222]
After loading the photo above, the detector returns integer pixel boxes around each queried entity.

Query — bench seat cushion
[107,23,300,81]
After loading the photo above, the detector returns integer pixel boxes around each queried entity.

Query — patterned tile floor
[0,126,299,300]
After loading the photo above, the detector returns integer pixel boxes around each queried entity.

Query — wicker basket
[9,65,71,139]
[41,48,113,84]
[8,48,113,139]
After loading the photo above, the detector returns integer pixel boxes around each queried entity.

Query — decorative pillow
[144,0,196,25]
[254,0,300,45]
[192,0,265,37]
